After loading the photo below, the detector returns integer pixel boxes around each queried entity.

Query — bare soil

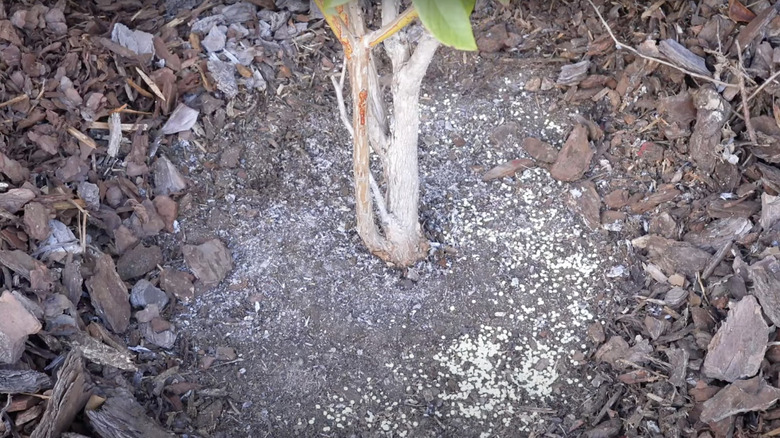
[172,52,633,437]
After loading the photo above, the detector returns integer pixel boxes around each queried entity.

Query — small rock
[139,322,176,349]
[0,291,42,364]
[540,78,555,91]
[150,317,172,333]
[153,157,188,195]
[152,196,178,233]
[116,245,163,280]
[489,122,520,145]
[160,269,195,302]
[215,346,237,361]
[135,304,159,324]
[130,279,169,310]
[605,265,626,278]
[476,23,508,53]
[550,124,592,182]
[521,137,558,163]
[106,185,124,208]
[587,322,605,344]
[182,239,233,287]
[77,182,100,211]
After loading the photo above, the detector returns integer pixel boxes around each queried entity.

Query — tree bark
[324,0,438,266]
[381,33,438,266]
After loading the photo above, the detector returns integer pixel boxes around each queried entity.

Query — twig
[368,173,389,225]
[329,58,391,226]
[702,241,733,280]
[0,94,28,109]
[330,60,354,138]
[366,5,418,48]
[736,42,758,144]
[748,69,780,102]
[586,0,734,88]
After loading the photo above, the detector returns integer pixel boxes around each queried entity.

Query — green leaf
[497,0,510,5]
[413,0,477,51]
[320,0,352,8]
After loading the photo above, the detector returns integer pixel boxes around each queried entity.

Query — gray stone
[130,279,169,310]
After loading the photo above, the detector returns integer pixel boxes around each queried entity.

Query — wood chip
[702,295,768,382]
[701,376,780,424]
[0,369,51,394]
[30,350,92,438]
[135,67,166,101]
[86,387,176,438]
[66,127,97,149]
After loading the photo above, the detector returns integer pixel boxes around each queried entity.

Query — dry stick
[748,69,780,102]
[736,41,758,144]
[330,59,391,225]
[586,0,734,88]
[0,94,28,109]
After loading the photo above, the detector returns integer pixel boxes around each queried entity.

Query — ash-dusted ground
[174,55,627,437]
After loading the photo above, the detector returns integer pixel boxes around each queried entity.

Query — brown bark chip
[550,124,592,182]
[0,291,42,364]
[85,253,131,334]
[702,295,768,382]
[183,239,233,287]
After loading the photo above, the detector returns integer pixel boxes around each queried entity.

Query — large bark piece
[749,256,780,326]
[631,235,712,277]
[85,253,130,334]
[86,387,175,438]
[0,291,42,364]
[701,376,780,424]
[702,295,768,382]
[689,86,729,173]
[31,350,92,438]
[0,369,52,394]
